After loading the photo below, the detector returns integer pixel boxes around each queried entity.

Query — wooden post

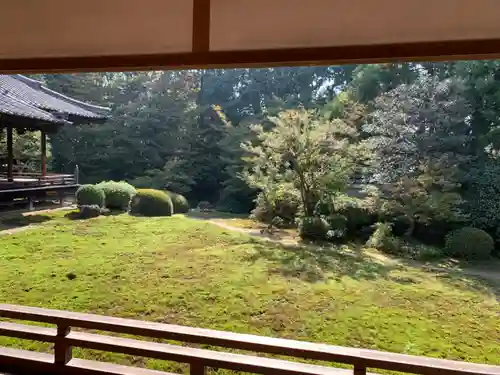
[58,192,64,207]
[54,325,72,365]
[353,364,367,375]
[41,130,47,177]
[190,363,206,375]
[6,124,13,182]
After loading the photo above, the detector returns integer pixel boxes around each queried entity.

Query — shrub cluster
[97,181,136,210]
[315,194,377,238]
[252,187,301,226]
[366,222,401,254]
[298,216,330,241]
[130,189,173,217]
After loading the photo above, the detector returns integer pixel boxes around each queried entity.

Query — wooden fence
[0,304,497,375]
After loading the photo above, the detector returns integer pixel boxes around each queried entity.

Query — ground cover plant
[0,211,498,373]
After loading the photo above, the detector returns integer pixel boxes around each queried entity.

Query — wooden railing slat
[0,304,497,375]
[68,358,180,375]
[0,347,179,375]
[66,331,350,375]
[0,321,56,342]
[0,346,53,364]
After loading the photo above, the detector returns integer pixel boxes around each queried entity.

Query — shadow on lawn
[246,240,400,283]
[64,209,123,221]
[246,237,500,297]
[0,214,53,229]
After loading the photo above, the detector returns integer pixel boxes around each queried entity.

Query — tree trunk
[405,217,415,238]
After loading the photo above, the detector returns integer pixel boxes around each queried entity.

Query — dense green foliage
[20,62,500,257]
[76,184,105,207]
[130,189,173,217]
[166,191,190,214]
[445,228,494,260]
[97,181,136,210]
[366,222,401,254]
[298,216,330,241]
[251,187,301,226]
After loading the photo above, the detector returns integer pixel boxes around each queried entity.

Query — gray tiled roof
[0,91,69,124]
[0,75,109,120]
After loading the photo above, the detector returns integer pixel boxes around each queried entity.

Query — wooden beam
[192,0,211,52]
[1,38,500,73]
[6,125,13,182]
[40,131,47,177]
[0,322,56,343]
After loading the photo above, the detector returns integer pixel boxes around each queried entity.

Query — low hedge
[97,181,136,210]
[130,189,173,217]
[76,184,105,207]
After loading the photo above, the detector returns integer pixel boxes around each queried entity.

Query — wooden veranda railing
[0,172,76,187]
[0,304,497,375]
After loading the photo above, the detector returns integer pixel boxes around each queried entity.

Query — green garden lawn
[0,211,498,373]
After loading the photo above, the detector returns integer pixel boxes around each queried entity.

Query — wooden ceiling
[2,0,500,72]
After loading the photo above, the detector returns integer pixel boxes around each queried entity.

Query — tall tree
[366,74,472,234]
[242,109,358,217]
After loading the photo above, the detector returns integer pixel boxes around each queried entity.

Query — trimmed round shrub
[79,205,102,219]
[76,184,105,207]
[298,216,330,241]
[130,189,173,217]
[166,191,190,214]
[445,227,494,260]
[97,181,136,210]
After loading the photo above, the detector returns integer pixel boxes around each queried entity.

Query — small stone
[66,272,77,280]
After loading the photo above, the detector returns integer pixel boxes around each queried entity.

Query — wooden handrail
[0,304,498,375]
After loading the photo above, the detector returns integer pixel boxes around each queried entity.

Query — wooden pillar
[353,365,367,375]
[54,325,72,365]
[41,130,47,177]
[190,363,206,375]
[6,125,13,182]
